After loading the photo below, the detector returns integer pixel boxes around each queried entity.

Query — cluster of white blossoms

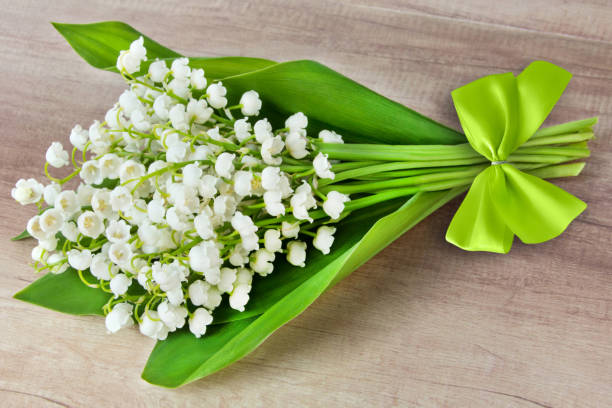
[12,37,351,340]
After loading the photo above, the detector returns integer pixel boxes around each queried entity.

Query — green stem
[531,117,597,139]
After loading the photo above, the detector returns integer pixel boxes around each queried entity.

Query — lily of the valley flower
[13,36,354,342]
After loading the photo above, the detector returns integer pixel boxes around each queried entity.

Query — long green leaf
[53,21,277,79]
[52,21,182,70]
[142,188,465,387]
[221,60,465,145]
[14,268,111,316]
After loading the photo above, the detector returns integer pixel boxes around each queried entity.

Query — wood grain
[1,0,611,407]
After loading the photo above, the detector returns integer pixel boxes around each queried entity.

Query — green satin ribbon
[445,61,587,253]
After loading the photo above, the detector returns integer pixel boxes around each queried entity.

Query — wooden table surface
[1,1,611,407]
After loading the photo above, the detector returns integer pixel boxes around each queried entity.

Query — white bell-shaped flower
[139,311,169,340]
[168,104,188,131]
[189,241,222,284]
[91,190,113,220]
[40,208,64,235]
[168,78,191,99]
[90,253,115,280]
[240,90,262,116]
[281,221,300,238]
[116,36,147,74]
[60,221,79,242]
[261,166,282,191]
[166,141,189,163]
[263,190,285,217]
[287,241,307,267]
[236,268,254,286]
[108,242,133,267]
[171,57,191,80]
[229,243,249,267]
[218,267,237,293]
[313,152,335,179]
[54,190,79,217]
[45,142,69,168]
[80,160,102,185]
[106,219,131,243]
[148,60,169,83]
[67,249,92,271]
[261,135,284,165]
[109,273,131,298]
[323,191,350,220]
[198,174,218,199]
[105,302,133,333]
[47,253,68,275]
[285,131,309,159]
[264,229,282,252]
[290,182,316,222]
[76,183,95,207]
[98,153,122,180]
[186,99,213,124]
[189,308,213,338]
[215,152,236,179]
[318,129,344,144]
[206,82,228,109]
[12,178,43,205]
[26,215,47,240]
[153,94,173,120]
[229,284,252,312]
[234,118,251,142]
[213,194,237,221]
[110,185,133,212]
[157,300,188,331]
[43,183,61,206]
[250,248,275,276]
[118,90,143,116]
[146,199,166,224]
[313,226,336,255]
[285,112,308,132]
[190,68,207,90]
[188,280,222,310]
[254,118,273,143]
[119,160,146,184]
[31,245,48,263]
[233,170,253,197]
[152,261,186,292]
[69,124,89,151]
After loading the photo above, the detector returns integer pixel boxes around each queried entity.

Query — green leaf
[14,268,111,316]
[220,60,465,145]
[186,57,277,80]
[52,21,277,78]
[52,21,182,70]
[142,188,465,388]
[11,229,31,241]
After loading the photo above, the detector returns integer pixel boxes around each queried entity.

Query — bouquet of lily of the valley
[11,22,596,388]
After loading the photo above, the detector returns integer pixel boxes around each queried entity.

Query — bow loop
[451,61,572,162]
[445,62,586,253]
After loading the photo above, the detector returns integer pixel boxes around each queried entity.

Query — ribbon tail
[492,165,586,244]
[446,167,514,253]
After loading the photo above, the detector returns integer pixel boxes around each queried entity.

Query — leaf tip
[13,287,28,301]
[50,21,69,33]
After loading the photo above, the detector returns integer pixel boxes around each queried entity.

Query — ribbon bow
[445,61,586,253]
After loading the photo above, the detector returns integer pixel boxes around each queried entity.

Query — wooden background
[1,1,611,407]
